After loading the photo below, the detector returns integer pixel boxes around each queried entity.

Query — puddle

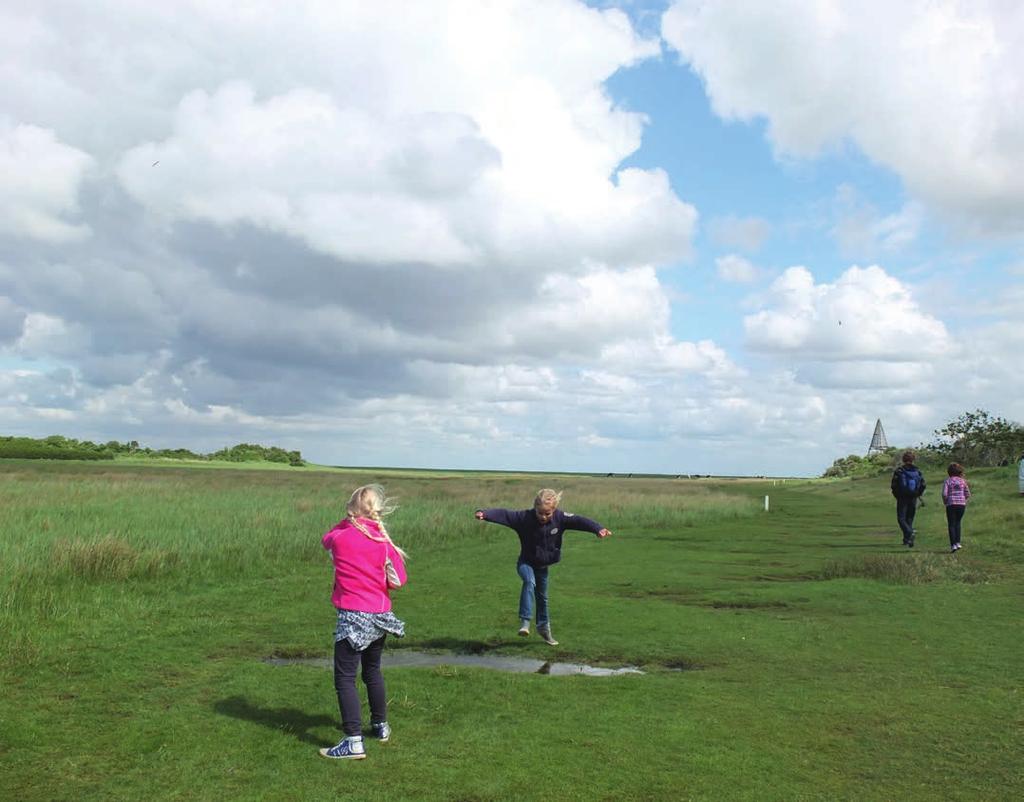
[263,650,644,676]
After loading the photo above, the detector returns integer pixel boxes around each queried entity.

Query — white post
[764,495,770,512]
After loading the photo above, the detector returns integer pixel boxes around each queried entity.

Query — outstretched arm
[474,508,521,528]
[561,512,612,538]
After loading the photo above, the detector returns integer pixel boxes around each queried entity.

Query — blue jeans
[517,559,549,627]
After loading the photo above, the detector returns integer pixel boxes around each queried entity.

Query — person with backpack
[891,450,926,547]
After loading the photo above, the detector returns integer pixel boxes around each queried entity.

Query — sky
[2,0,1023,477]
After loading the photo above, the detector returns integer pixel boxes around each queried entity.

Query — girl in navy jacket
[475,489,611,645]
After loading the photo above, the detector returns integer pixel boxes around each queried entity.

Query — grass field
[1,459,1022,801]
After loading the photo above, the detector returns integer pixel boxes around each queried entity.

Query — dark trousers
[896,497,917,543]
[333,635,387,736]
[945,505,966,547]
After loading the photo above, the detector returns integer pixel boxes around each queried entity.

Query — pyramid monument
[867,418,889,455]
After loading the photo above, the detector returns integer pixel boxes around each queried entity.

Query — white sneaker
[518,620,530,637]
[538,626,558,646]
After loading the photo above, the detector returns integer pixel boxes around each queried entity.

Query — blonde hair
[346,484,408,559]
[534,488,562,510]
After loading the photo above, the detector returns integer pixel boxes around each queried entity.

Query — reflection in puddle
[264,650,644,676]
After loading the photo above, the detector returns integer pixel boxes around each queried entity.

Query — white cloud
[662,0,1024,234]
[29,407,77,421]
[163,399,269,426]
[0,122,93,242]
[744,264,949,363]
[832,185,924,256]
[117,84,495,266]
[715,254,760,284]
[117,81,695,271]
[15,313,91,359]
[797,360,937,390]
[707,215,771,252]
[0,297,27,343]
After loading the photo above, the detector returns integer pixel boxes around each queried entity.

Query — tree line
[824,409,1024,478]
[0,435,306,466]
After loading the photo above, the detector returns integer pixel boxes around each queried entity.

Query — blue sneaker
[369,721,391,743]
[319,736,366,760]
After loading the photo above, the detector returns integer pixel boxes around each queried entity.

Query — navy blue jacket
[478,507,605,568]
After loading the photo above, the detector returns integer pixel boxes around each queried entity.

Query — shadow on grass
[213,696,335,745]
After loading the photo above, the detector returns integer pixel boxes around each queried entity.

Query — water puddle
[264,650,644,676]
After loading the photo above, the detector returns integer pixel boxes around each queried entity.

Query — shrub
[822,449,899,478]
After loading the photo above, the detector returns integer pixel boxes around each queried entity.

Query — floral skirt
[334,609,405,651]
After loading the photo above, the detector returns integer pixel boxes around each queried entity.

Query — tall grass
[820,553,989,584]
[0,462,759,664]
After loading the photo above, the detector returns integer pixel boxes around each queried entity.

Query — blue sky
[609,47,939,345]
[1,0,1022,476]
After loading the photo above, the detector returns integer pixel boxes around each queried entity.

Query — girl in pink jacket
[319,484,408,760]
[941,463,971,553]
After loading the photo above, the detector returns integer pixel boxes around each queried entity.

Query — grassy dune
[1,460,1021,801]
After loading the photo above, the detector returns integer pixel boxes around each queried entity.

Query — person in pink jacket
[319,484,408,760]
[941,463,971,553]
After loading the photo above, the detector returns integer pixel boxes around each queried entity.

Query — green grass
[1,460,1021,801]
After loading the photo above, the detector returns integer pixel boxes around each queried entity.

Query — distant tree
[924,409,1024,467]
[0,436,113,461]
[208,443,306,466]
[2,434,304,465]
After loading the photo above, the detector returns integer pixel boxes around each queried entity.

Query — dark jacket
[477,507,604,568]
[891,464,926,499]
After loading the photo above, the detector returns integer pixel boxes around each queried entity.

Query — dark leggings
[333,635,387,736]
[945,504,966,548]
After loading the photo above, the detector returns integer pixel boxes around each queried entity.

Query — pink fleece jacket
[322,518,408,612]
